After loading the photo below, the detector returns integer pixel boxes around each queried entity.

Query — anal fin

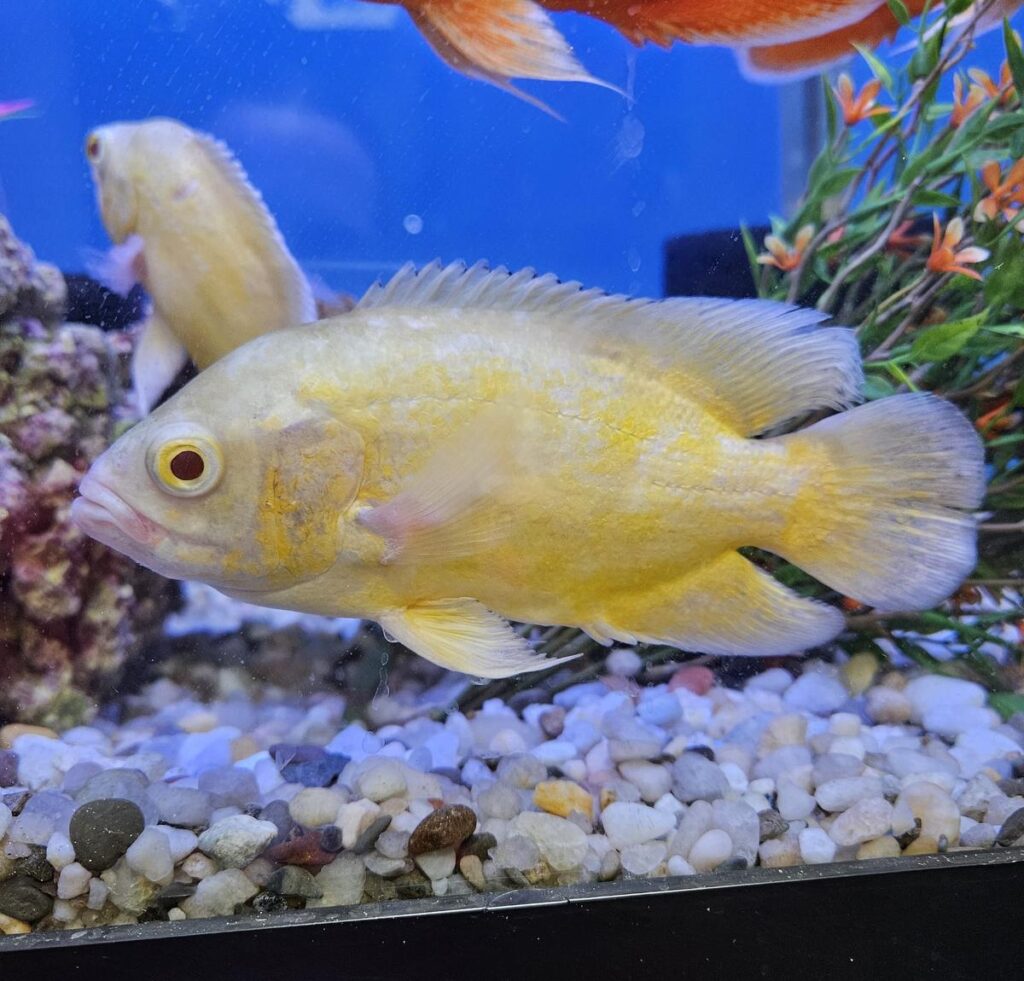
[132,313,189,415]
[593,552,844,658]
[378,598,579,679]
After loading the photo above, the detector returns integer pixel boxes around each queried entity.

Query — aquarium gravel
[0,654,1022,934]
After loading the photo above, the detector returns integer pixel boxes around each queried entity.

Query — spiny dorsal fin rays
[190,130,317,322]
[378,598,580,679]
[357,260,863,437]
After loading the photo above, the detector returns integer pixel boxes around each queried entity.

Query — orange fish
[366,0,1020,101]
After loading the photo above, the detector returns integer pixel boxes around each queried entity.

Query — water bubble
[403,214,424,235]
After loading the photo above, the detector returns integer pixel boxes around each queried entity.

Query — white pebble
[776,777,816,821]
[197,814,277,869]
[828,798,893,846]
[356,760,408,803]
[904,675,986,720]
[815,777,884,813]
[508,812,588,871]
[153,826,199,863]
[414,847,457,881]
[667,855,696,876]
[289,788,344,827]
[86,877,109,910]
[783,672,847,715]
[688,829,733,872]
[866,687,912,724]
[126,827,175,885]
[46,832,75,871]
[0,803,11,839]
[601,802,675,849]
[620,841,667,876]
[798,828,837,865]
[57,862,92,900]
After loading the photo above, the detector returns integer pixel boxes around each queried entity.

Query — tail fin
[773,394,985,611]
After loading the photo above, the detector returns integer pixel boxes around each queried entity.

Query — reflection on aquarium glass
[0,0,1021,941]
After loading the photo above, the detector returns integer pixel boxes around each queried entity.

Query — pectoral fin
[591,552,844,658]
[378,599,579,678]
[357,408,520,564]
[132,314,189,415]
[87,233,147,297]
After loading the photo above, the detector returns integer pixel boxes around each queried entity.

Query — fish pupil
[170,449,204,481]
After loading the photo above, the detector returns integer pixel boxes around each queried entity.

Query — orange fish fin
[405,0,617,112]
[378,598,579,678]
[594,552,844,657]
[357,407,521,565]
[544,0,881,47]
[86,233,146,297]
[359,261,862,436]
[132,313,188,415]
[738,2,920,80]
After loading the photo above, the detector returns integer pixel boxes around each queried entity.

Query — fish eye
[146,426,223,497]
[85,133,102,162]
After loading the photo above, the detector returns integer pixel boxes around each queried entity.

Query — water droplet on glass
[627,247,642,273]
[382,629,397,644]
[470,676,490,687]
[403,214,424,235]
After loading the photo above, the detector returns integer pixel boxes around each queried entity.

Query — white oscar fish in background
[85,116,316,413]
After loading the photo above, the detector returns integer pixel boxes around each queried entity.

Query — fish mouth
[71,473,165,554]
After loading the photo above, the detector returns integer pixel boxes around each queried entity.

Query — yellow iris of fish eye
[147,433,223,497]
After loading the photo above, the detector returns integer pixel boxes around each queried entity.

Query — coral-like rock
[0,216,177,726]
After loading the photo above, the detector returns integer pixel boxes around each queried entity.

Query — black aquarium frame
[0,848,1020,979]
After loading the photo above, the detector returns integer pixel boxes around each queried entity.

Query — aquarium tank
[0,0,1022,946]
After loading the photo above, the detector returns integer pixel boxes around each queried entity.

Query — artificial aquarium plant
[745,1,1024,705]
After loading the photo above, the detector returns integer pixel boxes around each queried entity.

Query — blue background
[0,0,785,299]
[0,1,1012,300]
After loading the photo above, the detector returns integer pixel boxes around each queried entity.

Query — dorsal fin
[191,130,316,323]
[357,261,863,436]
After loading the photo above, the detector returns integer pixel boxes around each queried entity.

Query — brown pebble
[408,805,477,856]
[458,832,497,863]
[996,806,1024,847]
[0,725,57,749]
[0,751,18,788]
[459,855,486,891]
[265,829,337,870]
[539,707,566,739]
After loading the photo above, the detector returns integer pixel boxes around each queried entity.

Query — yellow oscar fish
[71,261,984,678]
[85,117,315,412]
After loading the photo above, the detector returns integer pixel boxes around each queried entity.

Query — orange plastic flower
[974,158,1024,223]
[969,61,1016,106]
[925,215,989,281]
[757,225,814,272]
[834,74,889,126]
[950,75,985,128]
[975,398,1019,437]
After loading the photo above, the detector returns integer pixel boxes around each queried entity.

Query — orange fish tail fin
[404,0,619,112]
[771,394,984,610]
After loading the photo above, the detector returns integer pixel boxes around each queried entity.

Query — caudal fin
[773,394,985,611]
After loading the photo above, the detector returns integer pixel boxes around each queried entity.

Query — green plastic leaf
[1004,19,1024,99]
[887,0,910,25]
[989,692,1024,721]
[818,167,861,196]
[863,373,897,400]
[911,189,961,208]
[910,312,987,362]
[853,43,895,93]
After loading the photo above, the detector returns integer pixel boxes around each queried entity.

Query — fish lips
[71,472,167,565]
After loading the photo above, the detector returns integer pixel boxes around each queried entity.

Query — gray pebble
[0,875,53,923]
[758,809,790,843]
[996,807,1024,847]
[16,846,54,883]
[375,828,411,860]
[495,755,547,790]
[69,798,145,872]
[671,753,730,803]
[267,865,323,899]
[352,815,392,855]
